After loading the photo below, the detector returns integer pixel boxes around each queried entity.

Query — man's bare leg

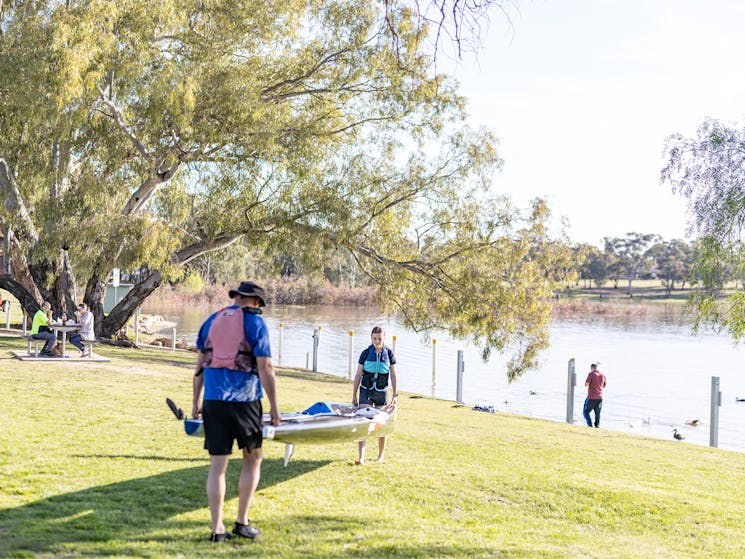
[237,447,263,524]
[207,455,230,534]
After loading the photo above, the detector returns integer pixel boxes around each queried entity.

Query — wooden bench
[22,334,42,357]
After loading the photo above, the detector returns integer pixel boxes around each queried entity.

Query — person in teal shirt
[31,301,56,357]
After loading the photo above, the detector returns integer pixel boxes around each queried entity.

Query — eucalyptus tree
[662,118,745,338]
[646,239,693,295]
[0,0,560,378]
[603,233,661,296]
[577,244,609,288]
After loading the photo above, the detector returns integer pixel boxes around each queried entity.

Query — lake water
[142,302,745,453]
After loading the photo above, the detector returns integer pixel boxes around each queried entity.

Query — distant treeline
[167,232,734,305]
[571,233,727,297]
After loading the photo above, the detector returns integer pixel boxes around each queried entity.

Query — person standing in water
[352,326,398,464]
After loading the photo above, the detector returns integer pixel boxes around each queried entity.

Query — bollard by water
[392,334,397,355]
[278,322,284,366]
[566,358,576,423]
[171,327,177,351]
[312,326,321,373]
[348,330,354,379]
[456,350,464,403]
[431,338,437,397]
[306,352,309,370]
[5,301,10,330]
[710,376,721,447]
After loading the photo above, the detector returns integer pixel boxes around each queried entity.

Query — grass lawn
[2,335,745,558]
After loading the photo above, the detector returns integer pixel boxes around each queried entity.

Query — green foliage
[181,269,205,294]
[663,119,745,339]
[0,1,565,376]
[603,233,661,295]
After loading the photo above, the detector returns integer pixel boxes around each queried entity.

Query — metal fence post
[431,338,437,397]
[456,349,464,403]
[312,326,321,372]
[348,330,355,379]
[566,358,576,423]
[278,322,284,366]
[710,376,721,448]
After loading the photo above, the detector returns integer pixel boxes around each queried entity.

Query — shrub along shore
[1,335,744,558]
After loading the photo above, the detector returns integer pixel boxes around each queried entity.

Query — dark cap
[228,281,266,307]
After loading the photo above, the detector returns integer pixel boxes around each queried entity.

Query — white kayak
[169,399,397,465]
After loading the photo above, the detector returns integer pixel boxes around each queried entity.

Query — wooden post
[348,330,355,379]
[134,307,140,346]
[431,338,437,397]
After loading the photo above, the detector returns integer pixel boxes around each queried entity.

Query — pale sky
[449,0,745,246]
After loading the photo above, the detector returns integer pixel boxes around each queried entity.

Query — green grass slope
[1,336,744,558]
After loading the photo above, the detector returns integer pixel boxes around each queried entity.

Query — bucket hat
[228,281,266,307]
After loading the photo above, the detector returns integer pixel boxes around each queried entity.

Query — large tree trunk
[84,272,108,337]
[98,270,163,338]
[0,276,42,318]
[53,249,78,316]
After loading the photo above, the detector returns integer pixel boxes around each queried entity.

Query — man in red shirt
[583,363,606,428]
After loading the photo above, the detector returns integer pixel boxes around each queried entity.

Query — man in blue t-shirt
[192,281,280,543]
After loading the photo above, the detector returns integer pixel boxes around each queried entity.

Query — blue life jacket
[361,345,392,392]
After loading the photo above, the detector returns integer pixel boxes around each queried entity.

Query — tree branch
[0,155,39,243]
[96,90,152,162]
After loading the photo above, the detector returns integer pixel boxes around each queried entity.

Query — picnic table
[49,321,80,357]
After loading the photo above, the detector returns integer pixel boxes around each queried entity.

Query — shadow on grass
[0,457,330,557]
[71,453,206,463]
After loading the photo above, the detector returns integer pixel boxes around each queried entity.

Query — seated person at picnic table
[69,303,95,357]
[31,301,56,357]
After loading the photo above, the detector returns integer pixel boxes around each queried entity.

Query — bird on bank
[685,419,700,427]
[673,428,685,441]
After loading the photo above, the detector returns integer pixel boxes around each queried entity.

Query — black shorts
[359,387,388,407]
[202,400,263,455]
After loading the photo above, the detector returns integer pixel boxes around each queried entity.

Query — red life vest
[203,307,256,373]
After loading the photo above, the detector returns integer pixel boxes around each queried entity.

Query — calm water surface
[142,302,745,453]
